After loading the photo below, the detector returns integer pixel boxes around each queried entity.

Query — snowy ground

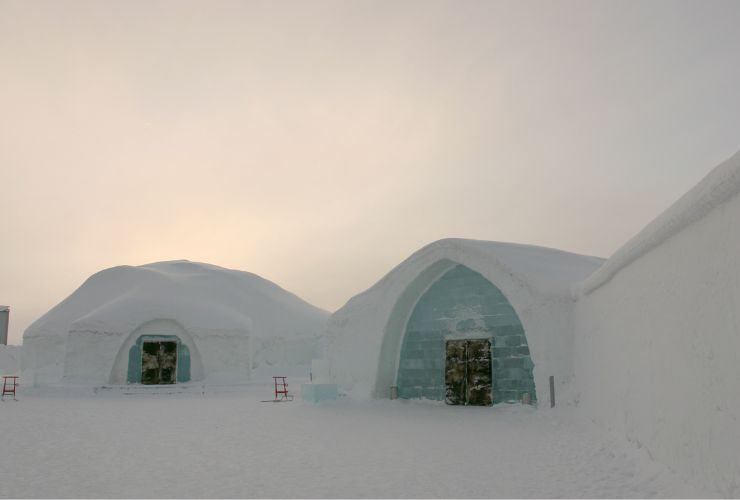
[0,380,708,499]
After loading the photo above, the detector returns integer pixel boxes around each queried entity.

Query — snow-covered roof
[332,237,604,341]
[448,239,605,295]
[24,260,329,340]
[580,149,740,294]
[341,238,605,311]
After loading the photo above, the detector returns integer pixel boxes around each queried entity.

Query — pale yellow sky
[2,0,740,344]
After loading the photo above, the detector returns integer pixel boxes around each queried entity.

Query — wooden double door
[445,339,492,406]
[141,341,177,385]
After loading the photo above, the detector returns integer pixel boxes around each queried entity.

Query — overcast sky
[2,0,740,345]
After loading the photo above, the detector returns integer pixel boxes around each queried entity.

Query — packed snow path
[0,385,705,498]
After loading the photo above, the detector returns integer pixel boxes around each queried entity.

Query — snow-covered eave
[334,237,600,321]
[334,240,519,319]
[579,149,740,296]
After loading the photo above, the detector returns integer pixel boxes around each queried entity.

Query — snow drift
[23,260,329,386]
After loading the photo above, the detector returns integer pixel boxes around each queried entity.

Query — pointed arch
[374,262,536,403]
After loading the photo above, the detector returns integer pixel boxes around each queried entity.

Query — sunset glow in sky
[2,0,740,344]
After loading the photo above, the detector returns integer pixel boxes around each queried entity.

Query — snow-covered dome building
[23,261,329,387]
[327,239,604,404]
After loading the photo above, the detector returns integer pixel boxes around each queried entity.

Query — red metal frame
[273,376,293,401]
[2,376,18,401]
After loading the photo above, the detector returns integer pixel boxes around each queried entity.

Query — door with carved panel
[445,339,492,406]
[141,341,177,384]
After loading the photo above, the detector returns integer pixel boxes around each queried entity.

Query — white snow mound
[23,260,329,385]
[26,260,328,340]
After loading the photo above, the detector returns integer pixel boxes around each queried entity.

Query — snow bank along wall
[328,239,604,404]
[573,151,740,496]
[23,261,329,387]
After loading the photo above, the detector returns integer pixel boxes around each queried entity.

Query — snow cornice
[579,149,740,295]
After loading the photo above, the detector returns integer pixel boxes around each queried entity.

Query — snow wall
[328,239,604,403]
[572,150,740,497]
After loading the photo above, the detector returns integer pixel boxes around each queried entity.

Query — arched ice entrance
[109,319,204,385]
[126,335,190,384]
[381,263,536,405]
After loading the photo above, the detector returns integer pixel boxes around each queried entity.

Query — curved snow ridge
[339,238,605,313]
[24,260,329,340]
[579,149,740,295]
[332,238,604,331]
